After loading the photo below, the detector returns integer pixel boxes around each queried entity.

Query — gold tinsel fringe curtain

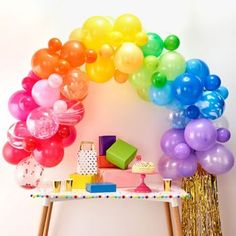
[182,168,222,236]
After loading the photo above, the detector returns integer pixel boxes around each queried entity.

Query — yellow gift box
[69,173,99,189]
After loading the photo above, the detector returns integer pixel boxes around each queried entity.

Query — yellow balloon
[69,28,84,42]
[108,31,124,47]
[82,16,113,50]
[114,43,144,74]
[86,56,115,83]
[114,14,142,42]
[135,32,148,46]
[99,44,114,58]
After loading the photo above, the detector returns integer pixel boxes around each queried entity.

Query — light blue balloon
[166,99,185,111]
[196,91,225,120]
[149,82,174,106]
[216,86,229,99]
[168,110,190,129]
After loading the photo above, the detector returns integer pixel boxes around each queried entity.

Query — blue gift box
[86,182,117,193]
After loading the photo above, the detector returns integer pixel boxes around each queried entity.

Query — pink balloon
[15,156,44,189]
[26,107,59,139]
[28,71,42,80]
[2,142,30,165]
[32,80,60,107]
[62,126,77,147]
[33,136,64,168]
[21,76,40,92]
[8,90,38,121]
[53,100,68,113]
[7,121,31,149]
[48,73,63,88]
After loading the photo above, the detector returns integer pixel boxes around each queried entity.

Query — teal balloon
[149,82,174,106]
[141,32,164,57]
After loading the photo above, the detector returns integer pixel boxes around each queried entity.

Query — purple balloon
[161,129,185,157]
[8,90,37,121]
[184,118,217,151]
[177,154,198,177]
[217,128,231,143]
[173,143,191,160]
[196,143,234,175]
[158,155,180,180]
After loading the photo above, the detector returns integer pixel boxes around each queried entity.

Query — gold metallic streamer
[181,167,222,236]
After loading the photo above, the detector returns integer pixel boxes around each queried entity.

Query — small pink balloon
[62,126,77,147]
[53,100,68,113]
[32,80,60,107]
[21,76,40,92]
[15,156,44,189]
[28,71,42,80]
[26,107,59,139]
[48,73,63,88]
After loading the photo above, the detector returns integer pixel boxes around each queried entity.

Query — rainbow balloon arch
[3,13,234,235]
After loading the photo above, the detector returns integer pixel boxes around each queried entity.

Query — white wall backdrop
[0,0,236,235]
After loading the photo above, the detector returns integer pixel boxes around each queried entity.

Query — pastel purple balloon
[32,80,60,108]
[196,143,234,175]
[177,154,198,177]
[184,118,217,151]
[217,128,231,143]
[158,155,180,180]
[173,143,191,160]
[161,129,185,157]
[8,90,37,121]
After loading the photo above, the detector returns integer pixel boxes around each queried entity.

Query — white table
[31,185,189,236]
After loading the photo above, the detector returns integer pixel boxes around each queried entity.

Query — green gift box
[106,139,137,169]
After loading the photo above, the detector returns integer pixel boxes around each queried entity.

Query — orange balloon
[31,48,59,79]
[60,40,86,67]
[55,59,71,75]
[48,38,62,53]
[99,44,114,58]
[61,68,89,101]
[114,70,129,83]
[85,49,97,63]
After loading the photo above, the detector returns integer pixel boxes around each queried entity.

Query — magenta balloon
[196,143,234,175]
[157,155,180,180]
[32,80,60,107]
[8,90,37,121]
[62,126,77,147]
[173,143,191,160]
[177,154,198,177]
[184,118,217,151]
[217,128,231,143]
[160,129,185,157]
[28,70,42,80]
[21,76,40,92]
[26,107,59,139]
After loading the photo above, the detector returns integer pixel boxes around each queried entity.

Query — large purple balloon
[173,143,191,160]
[160,129,185,157]
[177,154,198,177]
[157,155,180,180]
[217,128,231,143]
[8,90,38,121]
[184,118,217,151]
[196,143,234,175]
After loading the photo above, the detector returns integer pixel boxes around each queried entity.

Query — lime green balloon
[144,56,159,72]
[164,35,180,51]
[137,87,150,101]
[158,51,186,81]
[151,72,167,88]
[141,32,164,57]
[129,66,152,89]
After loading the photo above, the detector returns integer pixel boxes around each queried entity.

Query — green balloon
[164,35,180,51]
[141,32,164,57]
[137,87,150,101]
[151,72,167,88]
[144,56,159,72]
[129,66,152,89]
[158,51,186,81]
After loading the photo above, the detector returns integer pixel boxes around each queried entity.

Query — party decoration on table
[3,13,234,235]
[77,141,98,175]
[132,155,155,174]
[69,173,97,189]
[106,139,137,169]
[86,182,117,193]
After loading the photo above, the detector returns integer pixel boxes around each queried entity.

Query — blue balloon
[186,105,200,119]
[186,59,209,82]
[196,91,225,120]
[173,73,203,105]
[216,86,229,99]
[169,110,190,129]
[166,99,185,111]
[149,82,174,106]
[204,74,221,91]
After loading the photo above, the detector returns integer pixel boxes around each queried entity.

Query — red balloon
[57,125,70,139]
[33,136,64,168]
[22,137,36,152]
[62,126,77,147]
[2,142,30,165]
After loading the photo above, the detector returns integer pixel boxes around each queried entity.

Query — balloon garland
[2,13,234,234]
